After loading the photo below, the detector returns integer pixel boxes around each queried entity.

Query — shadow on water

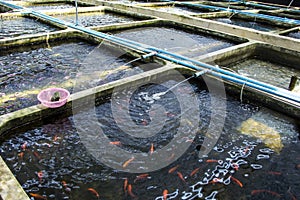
[0,78,299,200]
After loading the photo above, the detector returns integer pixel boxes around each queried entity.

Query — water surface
[214,17,285,32]
[27,3,75,10]
[0,41,160,115]
[286,30,300,39]
[224,57,300,89]
[55,12,138,27]
[0,17,59,39]
[0,80,299,200]
[114,27,237,58]
[153,5,208,15]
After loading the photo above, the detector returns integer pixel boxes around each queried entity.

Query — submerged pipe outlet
[141,51,157,60]
[194,69,210,78]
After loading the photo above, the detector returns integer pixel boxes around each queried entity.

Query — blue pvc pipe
[0,0,299,103]
[238,0,300,13]
[179,2,300,25]
[157,54,300,103]
[0,1,23,9]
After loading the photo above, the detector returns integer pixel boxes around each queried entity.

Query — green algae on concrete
[0,156,30,200]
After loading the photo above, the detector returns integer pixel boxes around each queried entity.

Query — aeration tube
[0,1,299,104]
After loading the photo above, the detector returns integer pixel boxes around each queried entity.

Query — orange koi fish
[109,141,121,145]
[53,135,59,142]
[134,173,149,183]
[206,159,218,163]
[251,189,281,198]
[88,188,100,199]
[168,165,179,174]
[62,181,67,188]
[18,152,24,159]
[177,171,186,183]
[150,143,154,155]
[163,189,168,200]
[190,167,200,177]
[123,178,128,193]
[29,193,47,200]
[62,181,71,192]
[127,184,136,198]
[230,176,243,187]
[122,157,135,168]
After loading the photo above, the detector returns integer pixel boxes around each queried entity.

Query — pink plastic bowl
[37,88,70,108]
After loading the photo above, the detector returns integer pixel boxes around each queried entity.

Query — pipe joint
[193,69,210,78]
[141,51,157,60]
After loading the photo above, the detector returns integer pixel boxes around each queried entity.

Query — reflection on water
[0,80,299,200]
[154,6,207,15]
[224,57,300,89]
[27,3,75,10]
[114,27,236,58]
[0,17,59,39]
[55,12,138,27]
[214,17,284,32]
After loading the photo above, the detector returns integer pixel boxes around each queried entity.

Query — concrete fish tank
[0,66,299,200]
[0,0,299,199]
[111,21,247,58]
[206,43,300,90]
[0,37,164,115]
[0,15,61,39]
[53,9,149,27]
[204,12,295,32]
[140,3,213,15]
